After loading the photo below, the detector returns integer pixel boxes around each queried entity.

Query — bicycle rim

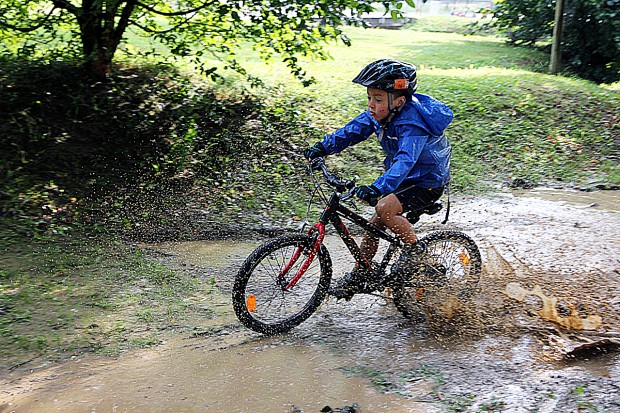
[422,230,482,294]
[233,234,331,335]
[392,230,481,320]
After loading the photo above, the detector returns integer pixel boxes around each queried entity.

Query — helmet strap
[388,92,405,114]
[380,92,404,128]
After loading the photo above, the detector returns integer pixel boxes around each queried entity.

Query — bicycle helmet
[352,59,418,97]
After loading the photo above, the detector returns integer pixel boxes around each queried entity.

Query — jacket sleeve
[372,125,427,194]
[321,111,376,155]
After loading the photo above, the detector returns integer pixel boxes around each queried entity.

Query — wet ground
[2,189,619,412]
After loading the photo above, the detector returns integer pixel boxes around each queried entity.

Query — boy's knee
[375,202,390,223]
[375,194,401,220]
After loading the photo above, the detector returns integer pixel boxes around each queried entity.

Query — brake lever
[339,187,359,210]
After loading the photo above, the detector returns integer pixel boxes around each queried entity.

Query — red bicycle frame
[278,190,401,291]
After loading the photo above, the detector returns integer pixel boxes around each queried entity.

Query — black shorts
[394,185,444,213]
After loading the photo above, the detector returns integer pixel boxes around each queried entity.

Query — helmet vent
[352,59,418,96]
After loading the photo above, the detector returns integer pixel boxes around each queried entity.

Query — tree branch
[0,7,56,33]
[129,17,192,35]
[113,0,138,45]
[50,0,80,16]
[135,0,216,17]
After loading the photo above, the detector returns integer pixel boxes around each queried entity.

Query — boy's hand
[303,142,326,161]
[356,185,381,203]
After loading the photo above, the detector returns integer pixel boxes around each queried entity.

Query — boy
[304,59,453,299]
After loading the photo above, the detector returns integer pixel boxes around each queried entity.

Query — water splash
[505,282,602,330]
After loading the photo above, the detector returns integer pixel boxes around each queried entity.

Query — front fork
[277,222,325,291]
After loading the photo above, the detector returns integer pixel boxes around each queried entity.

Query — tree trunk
[77,0,137,79]
[84,58,112,79]
[549,0,566,75]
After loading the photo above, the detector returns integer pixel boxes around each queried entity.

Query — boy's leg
[330,214,384,299]
[359,214,383,264]
[329,191,432,299]
[375,194,418,245]
[359,193,417,263]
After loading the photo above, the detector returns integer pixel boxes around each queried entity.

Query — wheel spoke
[391,230,481,320]
[232,234,331,334]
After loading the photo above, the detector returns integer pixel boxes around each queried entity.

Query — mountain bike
[232,158,482,335]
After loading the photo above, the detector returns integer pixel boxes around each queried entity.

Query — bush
[0,56,251,235]
[562,0,620,84]
[487,0,620,84]
[0,55,322,237]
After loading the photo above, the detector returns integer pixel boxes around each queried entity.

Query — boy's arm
[320,111,376,155]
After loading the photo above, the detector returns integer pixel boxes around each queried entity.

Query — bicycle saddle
[405,202,443,225]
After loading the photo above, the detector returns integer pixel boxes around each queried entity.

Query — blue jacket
[320,94,453,194]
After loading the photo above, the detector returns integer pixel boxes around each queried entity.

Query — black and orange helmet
[352,59,418,96]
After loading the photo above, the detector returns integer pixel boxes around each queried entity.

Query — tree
[549,0,566,74]
[489,0,620,83]
[0,0,420,80]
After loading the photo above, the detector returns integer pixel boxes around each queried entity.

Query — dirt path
[2,189,619,412]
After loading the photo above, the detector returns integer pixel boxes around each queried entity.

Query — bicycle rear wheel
[392,230,482,320]
[232,233,332,335]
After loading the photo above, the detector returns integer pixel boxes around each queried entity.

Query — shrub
[488,0,620,83]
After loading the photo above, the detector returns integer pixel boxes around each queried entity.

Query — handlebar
[309,158,355,193]
[308,158,379,206]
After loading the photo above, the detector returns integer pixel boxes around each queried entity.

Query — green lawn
[209,25,618,190]
[5,16,618,201]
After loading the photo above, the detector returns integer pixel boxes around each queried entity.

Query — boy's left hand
[303,142,326,161]
[356,185,381,203]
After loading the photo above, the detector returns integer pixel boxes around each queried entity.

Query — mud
[2,189,619,412]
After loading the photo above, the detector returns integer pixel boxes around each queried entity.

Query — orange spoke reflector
[246,294,257,313]
[458,252,470,265]
[415,287,425,301]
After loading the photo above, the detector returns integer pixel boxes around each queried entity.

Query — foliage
[0,54,319,237]
[561,0,620,84]
[490,0,555,45]
[487,0,620,84]
[0,0,421,79]
[1,181,80,238]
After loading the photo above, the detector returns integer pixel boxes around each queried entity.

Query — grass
[212,24,618,196]
[116,19,618,196]
[0,230,231,370]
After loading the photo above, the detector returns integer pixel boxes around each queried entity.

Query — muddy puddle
[2,336,435,413]
[2,189,619,412]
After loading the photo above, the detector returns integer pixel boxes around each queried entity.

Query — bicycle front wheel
[392,230,482,320]
[232,233,332,335]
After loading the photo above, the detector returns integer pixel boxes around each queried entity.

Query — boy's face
[367,87,405,121]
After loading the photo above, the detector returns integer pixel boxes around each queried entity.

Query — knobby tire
[392,230,482,320]
[232,234,332,335]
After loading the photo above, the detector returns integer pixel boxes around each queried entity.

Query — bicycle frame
[280,188,402,291]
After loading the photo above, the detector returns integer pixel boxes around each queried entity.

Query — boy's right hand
[303,142,327,161]
[356,185,381,204]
